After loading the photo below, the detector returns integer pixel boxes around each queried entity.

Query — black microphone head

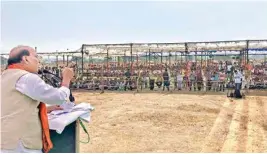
[43,69,50,74]
[38,70,43,74]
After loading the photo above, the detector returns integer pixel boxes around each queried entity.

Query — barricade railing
[70,77,267,92]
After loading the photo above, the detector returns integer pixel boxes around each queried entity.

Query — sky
[1,0,267,54]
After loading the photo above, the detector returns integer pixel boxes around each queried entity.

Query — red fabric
[7,64,25,70]
[7,64,53,153]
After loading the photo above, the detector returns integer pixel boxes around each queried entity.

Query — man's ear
[21,56,28,64]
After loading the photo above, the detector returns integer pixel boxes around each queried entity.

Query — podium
[49,120,80,153]
[47,102,93,153]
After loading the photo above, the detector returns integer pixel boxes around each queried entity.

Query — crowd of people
[39,60,267,92]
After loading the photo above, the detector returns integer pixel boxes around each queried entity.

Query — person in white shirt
[264,68,267,75]
[240,69,246,90]
[1,45,74,153]
[119,81,125,91]
[234,70,242,89]
[233,70,243,98]
[201,66,207,92]
[226,62,232,79]
[176,71,183,90]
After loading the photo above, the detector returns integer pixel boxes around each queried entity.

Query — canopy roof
[1,40,266,58]
[82,39,267,57]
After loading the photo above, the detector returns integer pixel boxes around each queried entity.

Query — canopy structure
[79,40,267,73]
[0,48,83,67]
[82,39,267,56]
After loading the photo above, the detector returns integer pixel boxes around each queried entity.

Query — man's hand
[47,105,63,113]
[62,67,74,80]
[61,67,74,87]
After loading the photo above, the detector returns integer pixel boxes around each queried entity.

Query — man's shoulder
[21,72,40,78]
[18,72,42,82]
[3,69,29,75]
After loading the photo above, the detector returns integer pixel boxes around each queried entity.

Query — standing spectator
[234,70,242,98]
[196,68,202,91]
[219,70,226,91]
[162,68,170,91]
[149,71,156,90]
[212,71,219,92]
[145,71,149,89]
[156,73,163,89]
[202,66,208,91]
[189,71,196,91]
[137,71,143,91]
[176,71,183,91]
[124,68,132,91]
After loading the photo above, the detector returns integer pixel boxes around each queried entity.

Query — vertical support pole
[101,63,104,93]
[161,51,163,63]
[246,40,249,64]
[201,51,203,67]
[63,55,65,64]
[56,50,58,68]
[243,50,247,65]
[195,51,197,66]
[67,48,69,66]
[239,50,242,66]
[87,69,89,80]
[117,56,119,67]
[175,51,177,63]
[67,55,69,66]
[165,52,167,64]
[75,57,78,74]
[106,48,109,71]
[146,52,148,66]
[124,50,126,69]
[136,52,139,70]
[205,51,208,67]
[161,51,163,72]
[181,52,183,63]
[149,49,151,67]
[169,51,171,65]
[130,43,133,74]
[185,43,188,62]
[81,45,84,76]
[88,51,91,71]
[153,52,155,64]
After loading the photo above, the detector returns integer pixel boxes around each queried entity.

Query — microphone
[38,70,43,75]
[39,69,59,76]
[38,69,53,75]
[43,69,55,75]
[39,69,62,83]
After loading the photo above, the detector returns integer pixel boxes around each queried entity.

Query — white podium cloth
[48,102,94,134]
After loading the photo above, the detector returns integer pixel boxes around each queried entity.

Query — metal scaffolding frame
[1,49,82,67]
[81,39,267,75]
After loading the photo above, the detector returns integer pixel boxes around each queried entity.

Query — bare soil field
[73,92,267,153]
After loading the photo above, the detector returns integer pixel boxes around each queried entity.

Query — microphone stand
[41,74,58,88]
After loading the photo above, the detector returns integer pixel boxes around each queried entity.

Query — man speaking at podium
[1,46,74,153]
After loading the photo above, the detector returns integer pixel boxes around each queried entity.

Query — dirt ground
[73,91,267,153]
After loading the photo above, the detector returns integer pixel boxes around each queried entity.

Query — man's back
[234,72,242,83]
[1,69,42,150]
[125,71,131,79]
[163,71,169,81]
[214,73,219,81]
